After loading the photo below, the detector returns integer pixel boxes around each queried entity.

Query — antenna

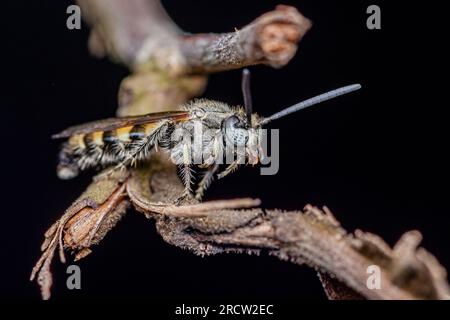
[242,69,252,127]
[260,84,362,126]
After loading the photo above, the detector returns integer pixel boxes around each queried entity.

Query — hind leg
[96,124,169,179]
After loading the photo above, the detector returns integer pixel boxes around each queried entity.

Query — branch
[179,5,311,73]
[32,155,450,299]
[77,1,311,74]
[77,0,181,67]
[77,1,311,117]
[126,160,450,300]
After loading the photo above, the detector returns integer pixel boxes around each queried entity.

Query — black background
[2,0,449,302]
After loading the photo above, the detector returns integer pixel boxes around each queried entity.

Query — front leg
[217,161,238,179]
[217,152,245,180]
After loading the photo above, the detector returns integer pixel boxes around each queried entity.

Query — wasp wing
[52,111,190,139]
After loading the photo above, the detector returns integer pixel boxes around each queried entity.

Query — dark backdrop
[2,0,449,300]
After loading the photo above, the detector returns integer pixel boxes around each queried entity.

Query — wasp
[53,70,361,199]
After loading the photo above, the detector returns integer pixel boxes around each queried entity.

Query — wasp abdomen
[56,122,168,179]
[129,125,146,140]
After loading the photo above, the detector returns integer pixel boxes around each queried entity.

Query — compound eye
[224,116,248,146]
[225,115,240,130]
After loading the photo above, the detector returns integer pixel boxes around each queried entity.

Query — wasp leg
[174,164,195,205]
[174,139,195,205]
[94,161,129,181]
[217,161,238,179]
[122,121,169,167]
[95,149,141,180]
[181,164,193,193]
[97,122,169,180]
[195,164,219,200]
[217,152,245,179]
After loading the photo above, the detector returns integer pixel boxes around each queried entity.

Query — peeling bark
[31,170,129,299]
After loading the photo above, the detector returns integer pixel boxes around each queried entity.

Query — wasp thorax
[223,115,248,147]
